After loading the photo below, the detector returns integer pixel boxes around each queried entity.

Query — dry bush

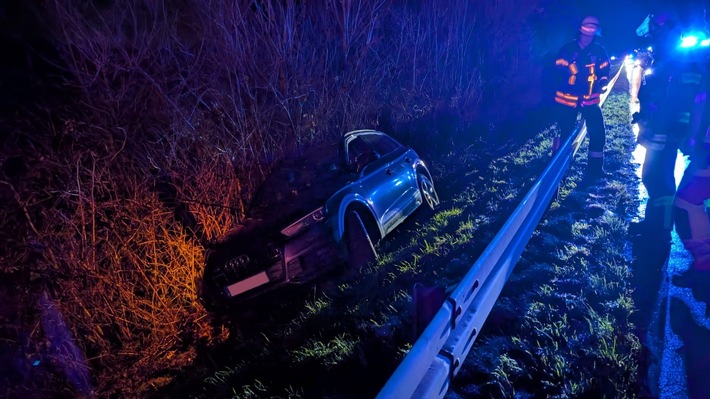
[1,121,224,395]
[0,119,225,397]
[0,0,546,396]
[386,2,484,109]
[471,0,544,121]
[52,169,217,394]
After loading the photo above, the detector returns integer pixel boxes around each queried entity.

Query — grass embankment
[173,90,643,398]
[448,91,643,397]
[1,2,548,397]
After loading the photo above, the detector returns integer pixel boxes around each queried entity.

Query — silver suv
[204,129,439,303]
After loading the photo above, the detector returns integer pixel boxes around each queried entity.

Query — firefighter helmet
[580,16,601,37]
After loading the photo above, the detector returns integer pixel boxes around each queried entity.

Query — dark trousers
[556,103,606,155]
[641,145,679,233]
[641,144,678,202]
[642,145,679,201]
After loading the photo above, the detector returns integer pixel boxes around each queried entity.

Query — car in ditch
[203,129,439,305]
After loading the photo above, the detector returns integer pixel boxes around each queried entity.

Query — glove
[679,134,704,159]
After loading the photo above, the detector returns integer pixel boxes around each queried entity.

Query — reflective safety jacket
[634,58,706,152]
[554,40,611,108]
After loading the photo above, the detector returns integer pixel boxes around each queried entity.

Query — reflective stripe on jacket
[555,91,602,107]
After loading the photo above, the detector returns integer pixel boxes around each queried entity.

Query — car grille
[212,254,260,286]
[211,245,285,288]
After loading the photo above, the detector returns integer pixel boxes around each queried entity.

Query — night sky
[579,0,710,56]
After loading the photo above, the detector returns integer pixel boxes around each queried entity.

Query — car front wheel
[418,173,439,211]
[343,209,378,269]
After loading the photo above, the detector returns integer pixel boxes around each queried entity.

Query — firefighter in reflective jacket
[553,16,611,182]
[632,9,710,271]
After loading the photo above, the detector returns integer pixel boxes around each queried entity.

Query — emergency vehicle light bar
[679,32,710,48]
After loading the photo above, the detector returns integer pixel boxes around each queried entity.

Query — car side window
[347,136,372,171]
[347,132,401,173]
[361,133,400,156]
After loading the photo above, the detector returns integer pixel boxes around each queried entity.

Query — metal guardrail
[377,63,625,399]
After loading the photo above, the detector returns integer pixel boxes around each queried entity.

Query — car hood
[246,141,351,234]
[248,164,350,230]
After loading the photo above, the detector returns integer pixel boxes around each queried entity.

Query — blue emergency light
[679,31,710,48]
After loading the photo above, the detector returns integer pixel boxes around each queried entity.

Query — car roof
[344,129,381,138]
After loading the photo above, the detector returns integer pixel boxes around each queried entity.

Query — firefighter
[673,47,710,277]
[631,10,686,241]
[552,15,611,184]
[631,7,710,273]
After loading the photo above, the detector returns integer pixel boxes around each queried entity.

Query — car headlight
[281,206,326,237]
[266,242,282,263]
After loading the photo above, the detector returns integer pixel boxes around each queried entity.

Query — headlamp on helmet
[580,16,601,37]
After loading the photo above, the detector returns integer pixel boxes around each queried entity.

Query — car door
[348,132,418,235]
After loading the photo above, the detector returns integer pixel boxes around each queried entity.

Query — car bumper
[219,226,344,302]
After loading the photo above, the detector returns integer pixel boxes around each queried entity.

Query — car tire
[418,173,440,211]
[344,209,378,269]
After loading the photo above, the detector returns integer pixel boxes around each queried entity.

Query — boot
[590,155,610,178]
[580,154,610,185]
[684,238,710,270]
[673,195,710,242]
[630,196,674,243]
[672,242,710,287]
